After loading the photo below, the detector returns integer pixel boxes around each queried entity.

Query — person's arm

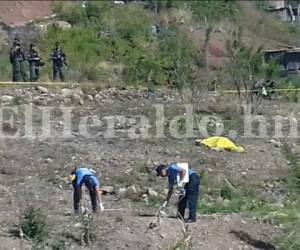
[50,52,56,60]
[95,187,102,204]
[95,187,104,211]
[9,50,14,64]
[78,188,83,206]
[62,52,68,66]
[164,184,173,205]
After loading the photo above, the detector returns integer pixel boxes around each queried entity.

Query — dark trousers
[29,64,39,81]
[53,64,64,81]
[73,176,98,213]
[12,61,27,82]
[178,173,200,221]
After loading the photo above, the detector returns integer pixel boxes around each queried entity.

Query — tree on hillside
[225,28,278,114]
[160,27,206,103]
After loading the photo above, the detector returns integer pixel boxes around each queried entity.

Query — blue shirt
[74,167,100,188]
[167,163,194,186]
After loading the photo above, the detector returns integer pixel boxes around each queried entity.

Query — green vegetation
[147,195,164,207]
[20,206,48,243]
[199,143,300,249]
[40,1,205,87]
[0,0,298,93]
[0,0,240,85]
[278,75,300,102]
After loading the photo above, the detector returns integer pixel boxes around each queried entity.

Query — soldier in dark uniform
[27,43,42,82]
[50,42,67,81]
[9,38,27,82]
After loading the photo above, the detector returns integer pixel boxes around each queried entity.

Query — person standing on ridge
[50,41,67,81]
[27,43,44,81]
[9,38,27,82]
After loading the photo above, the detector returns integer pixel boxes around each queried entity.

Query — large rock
[36,86,48,94]
[72,93,84,105]
[127,185,137,194]
[1,95,14,103]
[61,88,72,98]
[101,186,115,194]
[72,88,84,96]
[147,188,158,198]
[86,95,94,102]
[119,187,127,197]
[35,20,71,33]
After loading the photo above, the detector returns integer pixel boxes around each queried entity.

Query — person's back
[70,167,103,214]
[73,167,96,188]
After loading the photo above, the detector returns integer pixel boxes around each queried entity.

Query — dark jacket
[27,48,41,65]
[10,46,26,64]
[50,48,66,66]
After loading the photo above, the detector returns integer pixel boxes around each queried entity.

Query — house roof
[265,48,300,53]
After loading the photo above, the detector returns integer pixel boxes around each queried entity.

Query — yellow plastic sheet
[198,136,245,153]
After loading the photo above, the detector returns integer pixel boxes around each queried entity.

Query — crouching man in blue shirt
[69,167,104,214]
[156,163,200,223]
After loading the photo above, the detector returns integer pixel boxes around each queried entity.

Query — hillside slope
[0,1,53,27]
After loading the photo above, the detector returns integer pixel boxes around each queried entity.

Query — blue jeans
[178,174,200,221]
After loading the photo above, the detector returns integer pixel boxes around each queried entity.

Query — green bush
[20,206,48,242]
[0,52,12,81]
[37,1,205,86]
[188,0,237,23]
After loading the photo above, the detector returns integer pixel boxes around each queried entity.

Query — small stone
[72,93,84,105]
[36,86,48,94]
[101,186,114,193]
[127,185,137,194]
[87,95,94,102]
[224,216,230,224]
[269,139,282,148]
[119,187,127,197]
[73,88,84,96]
[148,188,158,197]
[61,88,72,97]
[45,158,53,163]
[241,171,247,177]
[95,94,101,102]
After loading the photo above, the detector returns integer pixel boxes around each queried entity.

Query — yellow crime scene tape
[213,88,300,94]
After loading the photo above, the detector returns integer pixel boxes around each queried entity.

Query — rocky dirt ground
[0,85,297,249]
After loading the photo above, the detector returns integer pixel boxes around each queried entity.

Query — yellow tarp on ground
[198,136,245,153]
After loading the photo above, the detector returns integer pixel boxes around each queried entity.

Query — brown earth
[0,85,294,249]
[0,1,53,27]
